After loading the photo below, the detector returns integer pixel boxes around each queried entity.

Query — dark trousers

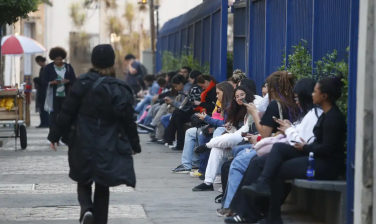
[130,85,141,97]
[198,134,212,174]
[77,182,110,224]
[38,101,50,127]
[49,97,65,129]
[163,109,193,149]
[230,143,343,221]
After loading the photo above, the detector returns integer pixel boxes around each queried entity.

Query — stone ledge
[292,179,346,192]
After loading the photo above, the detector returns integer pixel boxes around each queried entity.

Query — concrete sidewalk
[0,108,321,224]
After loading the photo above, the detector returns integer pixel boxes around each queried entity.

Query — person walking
[48,44,141,224]
[34,56,49,128]
[42,47,76,143]
[124,54,147,95]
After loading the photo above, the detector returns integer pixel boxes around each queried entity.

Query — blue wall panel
[233,6,247,72]
[174,32,180,56]
[265,0,287,76]
[211,10,221,80]
[168,34,175,53]
[313,0,351,62]
[180,28,187,55]
[286,0,313,57]
[194,21,202,62]
[188,25,194,53]
[248,0,266,95]
[162,36,168,55]
[202,16,211,65]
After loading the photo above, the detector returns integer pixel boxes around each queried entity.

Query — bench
[288,179,347,224]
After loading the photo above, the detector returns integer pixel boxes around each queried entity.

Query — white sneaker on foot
[214,175,222,184]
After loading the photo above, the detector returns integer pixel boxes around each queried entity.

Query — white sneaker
[214,175,222,184]
[169,141,177,148]
[81,211,94,224]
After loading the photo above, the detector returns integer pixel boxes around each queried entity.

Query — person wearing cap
[42,47,76,142]
[47,44,141,224]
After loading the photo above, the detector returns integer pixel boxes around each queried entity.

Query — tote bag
[44,83,53,112]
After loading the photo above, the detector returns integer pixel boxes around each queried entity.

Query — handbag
[44,83,53,112]
[253,101,285,156]
[190,114,207,128]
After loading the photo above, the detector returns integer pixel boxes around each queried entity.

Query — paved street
[0,108,321,224]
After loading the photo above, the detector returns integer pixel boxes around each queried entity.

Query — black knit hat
[91,44,115,69]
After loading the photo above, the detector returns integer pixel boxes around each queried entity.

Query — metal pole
[156,5,159,37]
[149,0,156,73]
[0,24,3,86]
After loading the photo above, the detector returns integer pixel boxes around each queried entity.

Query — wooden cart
[0,90,27,150]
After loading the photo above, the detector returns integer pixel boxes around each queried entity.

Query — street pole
[149,0,156,73]
[0,24,3,86]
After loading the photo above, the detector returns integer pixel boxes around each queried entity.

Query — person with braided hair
[228,69,247,88]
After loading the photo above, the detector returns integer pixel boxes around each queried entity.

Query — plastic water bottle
[306,152,315,181]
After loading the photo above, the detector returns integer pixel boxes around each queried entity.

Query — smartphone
[290,140,298,143]
[241,132,248,137]
[241,99,248,104]
[55,78,62,82]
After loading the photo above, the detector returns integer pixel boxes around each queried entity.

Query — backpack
[140,64,148,76]
[90,75,134,120]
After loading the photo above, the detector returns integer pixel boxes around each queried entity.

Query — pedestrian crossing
[0,113,147,222]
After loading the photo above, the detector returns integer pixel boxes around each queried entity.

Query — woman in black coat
[42,47,76,141]
[34,56,49,128]
[48,44,141,224]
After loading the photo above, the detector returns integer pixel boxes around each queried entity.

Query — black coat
[199,84,216,116]
[42,62,77,101]
[48,72,141,188]
[36,66,46,107]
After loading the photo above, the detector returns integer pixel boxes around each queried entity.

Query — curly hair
[229,69,247,84]
[266,71,299,121]
[49,47,67,60]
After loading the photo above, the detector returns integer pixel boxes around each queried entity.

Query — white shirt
[285,108,323,146]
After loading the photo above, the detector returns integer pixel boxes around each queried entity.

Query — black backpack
[140,64,148,76]
[90,76,134,120]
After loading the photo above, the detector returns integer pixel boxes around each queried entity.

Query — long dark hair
[189,70,202,84]
[197,75,217,84]
[318,75,344,105]
[293,78,316,121]
[226,86,255,127]
[172,74,188,85]
[216,81,234,117]
[239,78,257,95]
[266,71,299,121]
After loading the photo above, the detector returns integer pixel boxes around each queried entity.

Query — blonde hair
[229,69,247,84]
[90,66,116,77]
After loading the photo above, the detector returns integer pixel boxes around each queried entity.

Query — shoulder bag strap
[277,101,283,120]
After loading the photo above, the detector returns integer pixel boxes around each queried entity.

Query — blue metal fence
[156,0,228,82]
[232,0,358,223]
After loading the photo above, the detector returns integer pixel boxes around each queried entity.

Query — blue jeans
[161,114,171,129]
[223,145,257,208]
[181,128,200,169]
[198,127,226,174]
[135,95,153,119]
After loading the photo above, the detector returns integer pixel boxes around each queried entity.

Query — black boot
[242,176,271,197]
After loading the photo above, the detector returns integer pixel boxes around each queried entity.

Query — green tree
[0,0,42,84]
